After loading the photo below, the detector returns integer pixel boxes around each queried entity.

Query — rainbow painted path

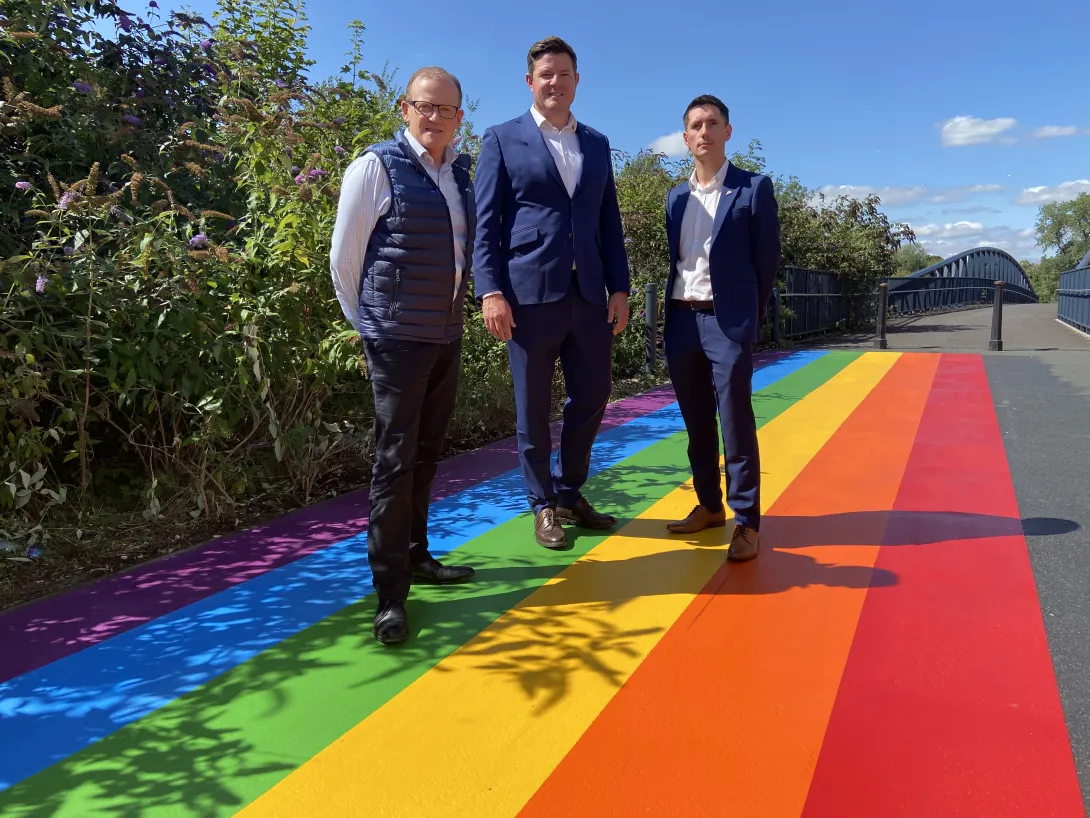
[1,350,1085,816]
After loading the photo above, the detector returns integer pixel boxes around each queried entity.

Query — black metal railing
[775,266,851,339]
[1057,266,1090,335]
[883,276,1037,317]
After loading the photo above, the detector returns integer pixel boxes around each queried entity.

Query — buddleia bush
[0,0,407,522]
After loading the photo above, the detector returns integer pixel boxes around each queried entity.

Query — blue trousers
[664,306,760,530]
[507,290,613,514]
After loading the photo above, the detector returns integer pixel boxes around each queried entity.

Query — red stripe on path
[801,354,1083,818]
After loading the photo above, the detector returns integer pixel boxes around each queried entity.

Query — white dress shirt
[529,105,582,197]
[671,159,732,302]
[481,106,583,300]
[329,129,468,330]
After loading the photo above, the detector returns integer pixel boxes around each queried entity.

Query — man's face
[682,105,732,160]
[401,75,464,154]
[526,52,578,118]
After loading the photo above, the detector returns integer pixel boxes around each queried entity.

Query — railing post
[874,282,888,349]
[989,280,1005,351]
[771,285,781,345]
[644,281,658,372]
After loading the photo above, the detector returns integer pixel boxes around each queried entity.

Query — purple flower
[200,38,212,50]
[63,245,75,256]
[149,1,158,7]
[307,168,327,180]
[119,15,133,31]
[294,173,306,185]
[15,181,31,191]
[334,145,345,155]
[188,234,209,249]
[285,147,293,158]
[58,190,80,210]
[331,117,345,126]
[290,165,300,175]
[72,81,93,94]
[135,87,145,98]
[122,114,143,127]
[153,58,167,66]
[275,78,288,89]
[35,274,47,293]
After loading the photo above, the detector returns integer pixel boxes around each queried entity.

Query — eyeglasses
[405,99,460,120]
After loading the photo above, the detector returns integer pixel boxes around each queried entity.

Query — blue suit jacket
[472,112,630,307]
[665,162,781,344]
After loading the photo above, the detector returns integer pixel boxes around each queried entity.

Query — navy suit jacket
[472,112,630,307]
[665,162,781,344]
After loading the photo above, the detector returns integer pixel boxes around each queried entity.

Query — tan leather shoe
[727,524,760,561]
[667,505,727,534]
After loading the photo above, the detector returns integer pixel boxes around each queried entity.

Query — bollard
[989,280,1005,351]
[770,285,781,345]
[874,282,889,349]
[644,281,658,372]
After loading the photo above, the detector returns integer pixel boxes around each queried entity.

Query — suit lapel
[710,162,741,246]
[571,122,592,199]
[520,113,568,196]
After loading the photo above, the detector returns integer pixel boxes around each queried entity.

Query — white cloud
[816,182,1005,209]
[909,221,1041,260]
[931,184,1005,203]
[1032,125,1078,138]
[648,131,687,157]
[940,115,1017,147]
[1013,179,1090,206]
[815,184,929,207]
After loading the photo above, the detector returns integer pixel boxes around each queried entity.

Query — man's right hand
[482,294,516,342]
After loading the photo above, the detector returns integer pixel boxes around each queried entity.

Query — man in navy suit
[473,36,631,548]
[662,95,781,560]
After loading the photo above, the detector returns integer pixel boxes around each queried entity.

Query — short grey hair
[405,66,463,107]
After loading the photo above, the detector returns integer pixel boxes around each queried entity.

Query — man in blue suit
[662,95,781,560]
[473,36,631,548]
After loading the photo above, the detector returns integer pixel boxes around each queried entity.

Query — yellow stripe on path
[239,352,901,818]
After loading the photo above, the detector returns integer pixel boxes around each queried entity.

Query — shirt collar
[402,128,456,168]
[530,105,577,133]
[689,158,731,192]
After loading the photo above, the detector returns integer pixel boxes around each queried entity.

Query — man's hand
[607,291,630,335]
[482,293,516,341]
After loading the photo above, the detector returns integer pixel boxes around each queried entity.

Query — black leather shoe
[556,497,616,530]
[534,507,567,548]
[412,557,475,584]
[373,599,408,645]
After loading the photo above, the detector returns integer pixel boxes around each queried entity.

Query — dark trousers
[664,305,761,530]
[507,289,613,514]
[363,336,461,602]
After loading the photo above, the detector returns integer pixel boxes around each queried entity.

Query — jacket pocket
[389,268,402,319]
[509,225,539,250]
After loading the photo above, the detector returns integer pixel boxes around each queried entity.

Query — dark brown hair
[527,36,577,75]
[684,94,730,127]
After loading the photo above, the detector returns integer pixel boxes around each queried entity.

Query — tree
[894,242,943,275]
[1030,192,1090,302]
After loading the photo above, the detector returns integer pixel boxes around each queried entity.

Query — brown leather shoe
[534,507,567,548]
[667,505,727,534]
[556,497,616,530]
[728,524,760,561]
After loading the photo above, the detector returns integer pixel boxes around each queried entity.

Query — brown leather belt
[670,299,714,312]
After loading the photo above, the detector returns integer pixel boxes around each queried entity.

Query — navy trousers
[507,289,613,514]
[363,336,461,602]
[664,305,760,530]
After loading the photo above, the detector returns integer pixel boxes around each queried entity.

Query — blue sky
[172,0,1088,261]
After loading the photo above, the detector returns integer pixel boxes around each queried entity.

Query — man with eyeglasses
[472,36,631,548]
[330,66,476,645]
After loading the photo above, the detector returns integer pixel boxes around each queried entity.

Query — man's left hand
[607,292,630,335]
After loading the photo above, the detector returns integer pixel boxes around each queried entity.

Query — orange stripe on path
[800,354,1084,817]
[520,352,940,818]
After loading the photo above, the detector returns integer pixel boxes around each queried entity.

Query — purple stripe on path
[0,349,792,682]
